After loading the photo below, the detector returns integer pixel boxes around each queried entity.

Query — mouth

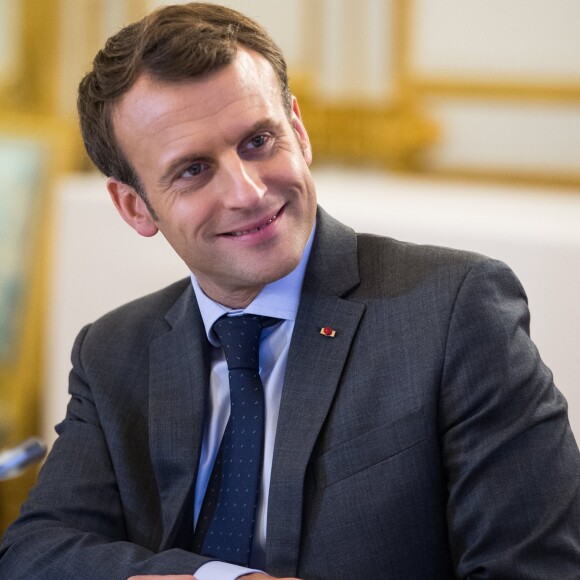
[222,207,283,237]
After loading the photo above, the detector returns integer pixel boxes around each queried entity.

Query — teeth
[230,212,278,236]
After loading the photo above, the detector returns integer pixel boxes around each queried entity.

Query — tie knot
[212,314,279,371]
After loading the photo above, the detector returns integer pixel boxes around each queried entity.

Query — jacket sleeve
[0,324,210,580]
[439,259,580,578]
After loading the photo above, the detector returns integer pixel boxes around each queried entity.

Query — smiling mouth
[225,209,282,237]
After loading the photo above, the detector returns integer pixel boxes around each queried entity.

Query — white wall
[414,0,580,79]
[43,171,580,445]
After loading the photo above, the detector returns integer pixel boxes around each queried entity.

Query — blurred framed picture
[0,136,46,361]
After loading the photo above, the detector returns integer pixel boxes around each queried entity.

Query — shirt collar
[190,222,316,345]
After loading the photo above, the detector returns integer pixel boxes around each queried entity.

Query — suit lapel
[266,208,365,575]
[148,284,210,550]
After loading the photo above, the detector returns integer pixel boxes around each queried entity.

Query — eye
[181,162,206,178]
[241,133,275,159]
[248,134,269,149]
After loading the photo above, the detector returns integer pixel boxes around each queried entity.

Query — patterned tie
[193,314,279,566]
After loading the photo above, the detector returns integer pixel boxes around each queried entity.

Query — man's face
[108,48,317,308]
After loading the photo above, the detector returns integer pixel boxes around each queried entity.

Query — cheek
[169,196,213,231]
[157,207,198,250]
[265,152,310,188]
[289,147,314,183]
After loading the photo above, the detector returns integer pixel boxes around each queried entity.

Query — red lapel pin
[320,327,336,338]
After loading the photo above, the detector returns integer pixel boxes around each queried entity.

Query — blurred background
[1,0,579,533]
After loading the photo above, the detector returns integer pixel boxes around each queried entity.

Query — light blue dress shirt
[192,225,315,580]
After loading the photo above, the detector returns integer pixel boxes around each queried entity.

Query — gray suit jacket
[1,208,579,579]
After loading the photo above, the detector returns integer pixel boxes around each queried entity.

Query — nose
[219,153,266,209]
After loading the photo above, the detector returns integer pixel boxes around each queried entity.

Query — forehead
[112,48,283,141]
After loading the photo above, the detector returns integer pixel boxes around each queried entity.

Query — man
[1,3,579,579]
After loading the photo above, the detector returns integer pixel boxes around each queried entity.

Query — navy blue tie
[193,314,278,566]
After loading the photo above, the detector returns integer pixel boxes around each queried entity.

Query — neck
[196,279,263,310]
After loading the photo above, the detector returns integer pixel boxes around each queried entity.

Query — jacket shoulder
[357,233,491,267]
[354,233,506,299]
[82,277,192,347]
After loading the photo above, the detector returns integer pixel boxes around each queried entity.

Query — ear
[106,177,159,237]
[290,95,312,166]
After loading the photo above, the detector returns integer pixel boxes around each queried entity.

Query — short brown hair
[77,2,291,199]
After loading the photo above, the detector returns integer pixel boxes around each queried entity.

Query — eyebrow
[245,118,281,136]
[157,117,282,188]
